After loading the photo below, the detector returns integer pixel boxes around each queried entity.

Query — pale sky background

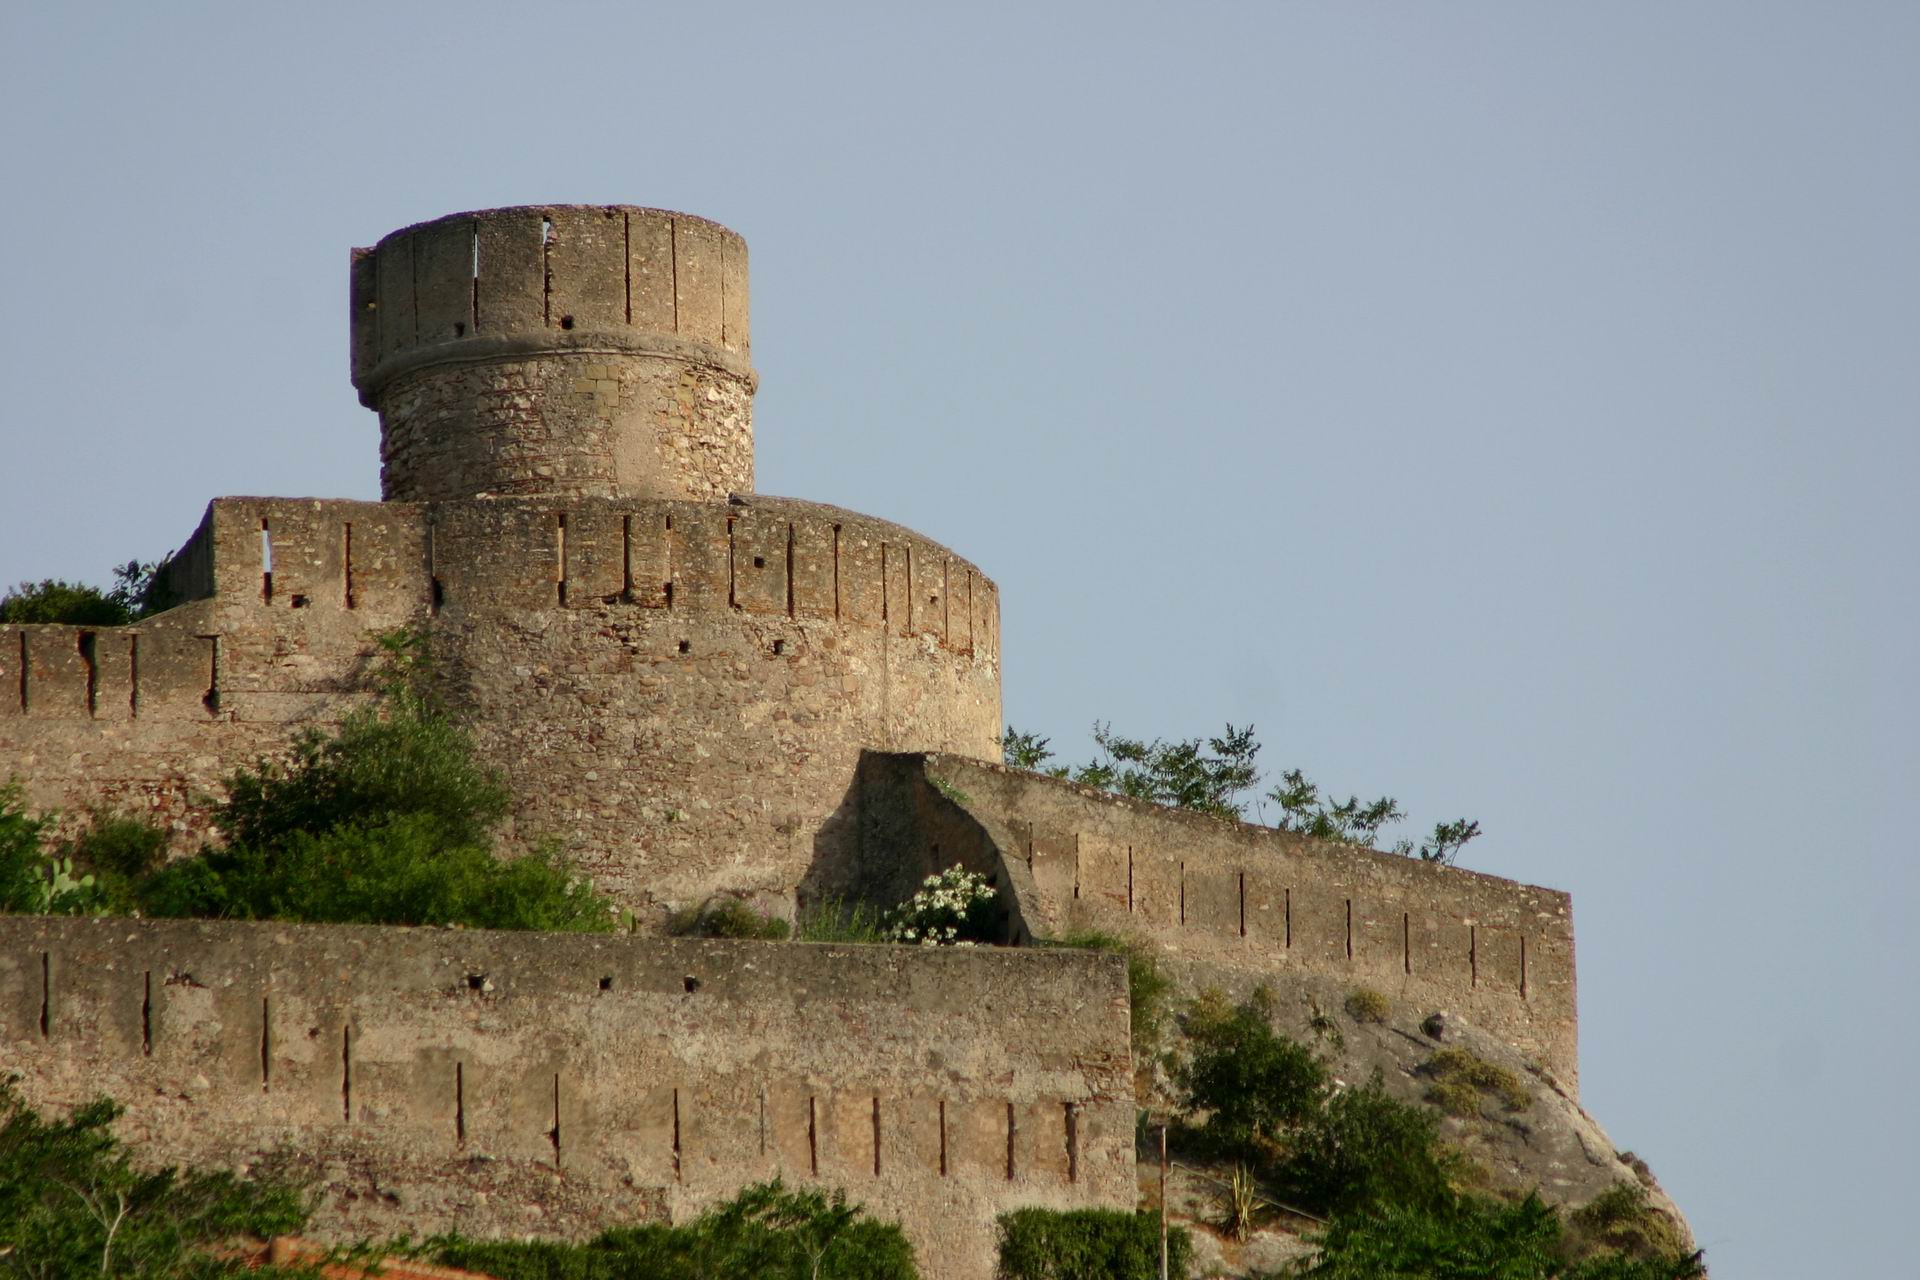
[2,3,1913,1274]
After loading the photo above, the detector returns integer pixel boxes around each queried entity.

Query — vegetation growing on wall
[0,558,177,626]
[1001,724,1481,865]
[2,628,615,933]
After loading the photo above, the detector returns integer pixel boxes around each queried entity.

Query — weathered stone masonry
[0,203,1586,1270]
[0,917,1132,1280]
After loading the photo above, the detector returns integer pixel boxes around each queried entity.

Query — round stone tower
[350,205,754,503]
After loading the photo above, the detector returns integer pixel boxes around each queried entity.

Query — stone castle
[0,206,1576,1278]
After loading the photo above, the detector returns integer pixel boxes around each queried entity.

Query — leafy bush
[0,786,111,916]
[1277,1071,1457,1217]
[430,1179,917,1279]
[1174,986,1327,1159]
[1293,1193,1704,1280]
[0,1083,309,1278]
[883,867,1002,946]
[0,559,176,626]
[667,897,792,941]
[1343,988,1390,1024]
[995,1207,1189,1280]
[1045,931,1173,1060]
[1000,722,1480,864]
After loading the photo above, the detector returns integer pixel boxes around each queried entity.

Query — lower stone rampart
[860,754,1579,1094]
[0,917,1132,1280]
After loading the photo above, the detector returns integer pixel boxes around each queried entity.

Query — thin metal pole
[1159,1122,1169,1280]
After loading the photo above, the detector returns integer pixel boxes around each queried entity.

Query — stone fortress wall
[0,202,1587,1268]
[861,754,1578,1093]
[0,488,1000,909]
[0,916,1132,1280]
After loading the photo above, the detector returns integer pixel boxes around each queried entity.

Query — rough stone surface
[0,917,1132,1280]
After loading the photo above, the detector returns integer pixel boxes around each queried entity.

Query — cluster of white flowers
[884,867,995,947]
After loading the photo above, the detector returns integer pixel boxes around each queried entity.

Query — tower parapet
[351,205,754,504]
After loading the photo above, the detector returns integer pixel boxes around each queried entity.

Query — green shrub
[796,896,889,943]
[668,898,792,941]
[1278,1071,1456,1217]
[1293,1193,1704,1280]
[0,559,176,626]
[1046,931,1173,1059]
[1175,986,1327,1159]
[1422,1047,1532,1114]
[430,1179,917,1279]
[0,785,113,917]
[1343,988,1390,1024]
[0,1083,309,1277]
[995,1207,1189,1280]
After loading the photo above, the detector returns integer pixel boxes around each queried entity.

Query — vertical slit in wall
[455,1063,466,1145]
[672,1088,683,1181]
[340,1026,352,1123]
[831,524,842,619]
[260,519,273,604]
[259,996,271,1091]
[726,516,737,609]
[942,558,951,641]
[669,218,680,333]
[904,544,914,637]
[758,1084,768,1158]
[664,514,675,607]
[343,523,356,609]
[879,544,888,623]
[128,635,138,718]
[202,635,219,716]
[555,514,568,607]
[937,1100,948,1177]
[1072,833,1081,900]
[38,952,49,1038]
[1005,1102,1016,1181]
[1285,887,1292,949]
[470,220,481,332]
[141,971,152,1055]
[806,1095,818,1177]
[1345,899,1354,960]
[1179,863,1187,925]
[1470,926,1478,988]
[786,524,796,620]
[1520,936,1529,998]
[620,515,634,601]
[1403,912,1412,975]
[965,570,975,653]
[622,213,632,324]
[1238,870,1247,938]
[541,215,553,326]
[77,632,96,717]
[1065,1103,1079,1183]
[1127,846,1134,913]
[550,1074,562,1169]
[871,1096,882,1177]
[17,633,27,713]
[427,519,442,614]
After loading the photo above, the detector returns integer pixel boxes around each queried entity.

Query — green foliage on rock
[0,1083,309,1278]
[667,897,792,940]
[1290,1193,1705,1280]
[429,1179,917,1280]
[1175,986,1328,1159]
[994,1207,1191,1280]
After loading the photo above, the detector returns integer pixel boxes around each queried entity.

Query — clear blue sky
[4,4,1913,1273]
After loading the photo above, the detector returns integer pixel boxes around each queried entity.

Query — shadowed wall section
[0,918,1131,1280]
